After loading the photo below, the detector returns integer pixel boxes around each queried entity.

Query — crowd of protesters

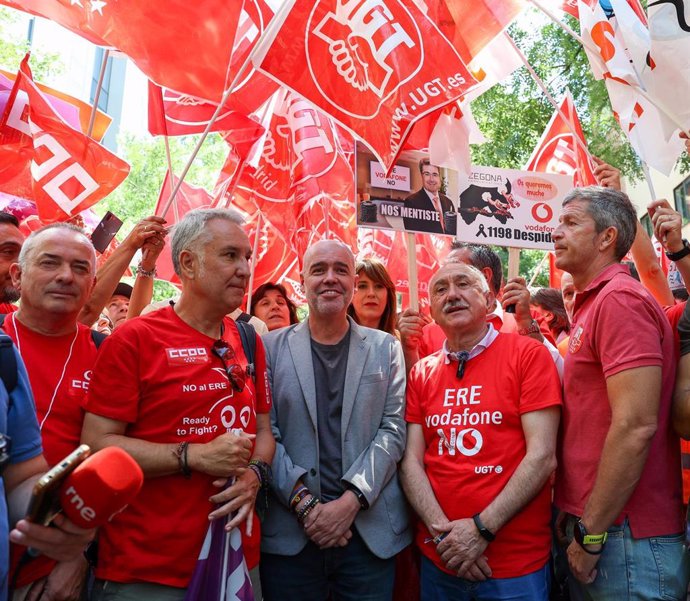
[2,146,690,601]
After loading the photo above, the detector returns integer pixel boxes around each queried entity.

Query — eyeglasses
[211,339,246,393]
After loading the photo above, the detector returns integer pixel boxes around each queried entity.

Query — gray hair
[562,186,637,261]
[447,242,503,295]
[171,208,245,276]
[18,223,95,271]
[429,262,491,299]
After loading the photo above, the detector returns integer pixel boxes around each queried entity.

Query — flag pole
[246,211,263,313]
[528,0,690,138]
[158,0,293,218]
[87,49,109,138]
[406,232,419,311]
[528,252,549,288]
[508,247,521,280]
[506,35,595,163]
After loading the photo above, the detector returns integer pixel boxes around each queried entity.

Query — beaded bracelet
[290,486,310,511]
[297,496,320,524]
[172,441,191,478]
[136,262,157,278]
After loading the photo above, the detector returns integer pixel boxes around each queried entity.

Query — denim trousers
[420,555,550,601]
[260,530,395,601]
[565,518,690,601]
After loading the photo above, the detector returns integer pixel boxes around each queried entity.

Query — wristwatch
[574,519,607,554]
[518,319,540,336]
[665,239,690,262]
[347,486,369,510]
[472,513,496,542]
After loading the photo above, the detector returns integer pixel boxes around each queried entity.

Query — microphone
[59,446,144,529]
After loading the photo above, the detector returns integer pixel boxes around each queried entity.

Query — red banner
[524,91,597,187]
[0,56,129,223]
[253,0,478,170]
[426,0,526,65]
[0,0,242,102]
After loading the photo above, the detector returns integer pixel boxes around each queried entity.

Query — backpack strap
[236,312,252,323]
[0,333,17,395]
[235,320,257,383]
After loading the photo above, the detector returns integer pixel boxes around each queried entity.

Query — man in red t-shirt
[401,261,561,600]
[3,223,101,598]
[82,208,275,601]
[553,186,688,599]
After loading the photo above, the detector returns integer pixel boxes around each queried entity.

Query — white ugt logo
[313,0,416,97]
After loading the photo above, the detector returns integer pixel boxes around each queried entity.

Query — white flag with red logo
[578,0,684,174]
[0,56,129,223]
[524,91,597,187]
[647,0,690,129]
[252,0,478,171]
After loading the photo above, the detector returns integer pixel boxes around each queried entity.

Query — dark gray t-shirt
[311,328,350,501]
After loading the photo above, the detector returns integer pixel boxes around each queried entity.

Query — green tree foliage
[0,8,63,79]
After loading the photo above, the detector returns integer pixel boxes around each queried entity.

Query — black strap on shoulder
[90,329,107,349]
[236,312,252,323]
[235,320,257,382]
[0,333,17,394]
[0,314,17,394]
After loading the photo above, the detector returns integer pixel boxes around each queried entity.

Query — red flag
[425,0,526,65]
[357,228,450,310]
[548,252,564,289]
[0,56,129,223]
[147,83,265,160]
[0,68,111,141]
[253,0,478,170]
[153,171,214,285]
[0,0,242,103]
[524,91,597,187]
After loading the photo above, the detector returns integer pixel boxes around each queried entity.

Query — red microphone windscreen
[59,446,143,528]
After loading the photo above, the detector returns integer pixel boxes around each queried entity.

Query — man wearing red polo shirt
[553,186,689,599]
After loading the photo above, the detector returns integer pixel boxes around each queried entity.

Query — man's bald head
[302,239,355,276]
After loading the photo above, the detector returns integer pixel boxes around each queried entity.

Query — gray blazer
[261,317,411,558]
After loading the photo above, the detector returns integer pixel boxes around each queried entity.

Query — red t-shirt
[663,301,685,353]
[0,302,18,314]
[406,334,562,578]
[419,310,518,357]
[3,314,100,587]
[555,264,684,537]
[3,314,98,466]
[84,306,271,587]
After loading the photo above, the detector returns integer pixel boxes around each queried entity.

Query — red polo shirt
[555,263,684,537]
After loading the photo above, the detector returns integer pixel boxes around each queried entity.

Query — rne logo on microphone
[63,485,96,523]
[307,0,422,118]
[166,347,210,365]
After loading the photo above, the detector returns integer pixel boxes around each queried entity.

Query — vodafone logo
[307,0,423,118]
[166,347,210,365]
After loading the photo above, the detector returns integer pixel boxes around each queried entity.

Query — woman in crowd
[348,257,398,336]
[530,287,570,345]
[250,282,299,332]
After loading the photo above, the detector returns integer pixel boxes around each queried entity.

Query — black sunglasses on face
[211,339,246,393]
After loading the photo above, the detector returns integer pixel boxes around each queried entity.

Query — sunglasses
[211,339,246,393]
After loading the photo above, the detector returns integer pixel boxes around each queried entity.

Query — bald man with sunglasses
[81,208,275,601]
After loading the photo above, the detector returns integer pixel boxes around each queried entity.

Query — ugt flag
[252,0,479,170]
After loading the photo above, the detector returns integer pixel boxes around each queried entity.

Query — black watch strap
[472,513,496,542]
[665,239,690,262]
[347,486,369,510]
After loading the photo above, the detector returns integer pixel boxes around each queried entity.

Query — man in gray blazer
[260,240,411,601]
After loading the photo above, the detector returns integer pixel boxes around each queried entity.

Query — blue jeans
[420,555,550,601]
[565,519,690,600]
[260,530,395,601]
